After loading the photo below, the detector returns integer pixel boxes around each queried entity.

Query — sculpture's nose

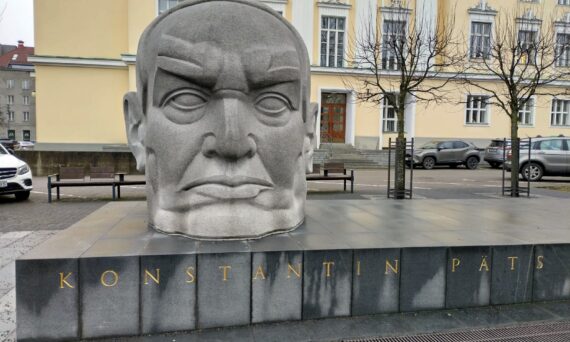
[202,97,257,160]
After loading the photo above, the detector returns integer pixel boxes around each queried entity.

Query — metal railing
[387,137,414,199]
[502,137,531,197]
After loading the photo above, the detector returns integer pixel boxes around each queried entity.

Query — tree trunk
[394,102,406,200]
[510,110,520,197]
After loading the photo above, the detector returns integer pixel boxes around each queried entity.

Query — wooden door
[321,93,347,143]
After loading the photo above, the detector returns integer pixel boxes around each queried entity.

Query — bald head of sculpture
[123,0,317,239]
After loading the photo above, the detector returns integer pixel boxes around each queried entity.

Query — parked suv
[0,143,33,200]
[505,136,570,181]
[407,140,481,170]
[484,139,511,168]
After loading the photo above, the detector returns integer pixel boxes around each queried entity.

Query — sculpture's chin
[149,197,305,240]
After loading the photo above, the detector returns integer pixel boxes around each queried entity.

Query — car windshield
[0,144,8,155]
[420,141,440,149]
[489,140,507,147]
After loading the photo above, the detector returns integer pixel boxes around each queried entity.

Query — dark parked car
[0,139,19,152]
[407,140,481,170]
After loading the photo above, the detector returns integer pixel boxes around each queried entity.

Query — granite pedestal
[16,198,570,341]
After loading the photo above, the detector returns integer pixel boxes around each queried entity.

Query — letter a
[479,256,490,272]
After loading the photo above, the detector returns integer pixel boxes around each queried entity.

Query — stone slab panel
[352,248,401,315]
[141,254,197,334]
[491,245,534,305]
[16,259,79,341]
[533,244,570,302]
[446,247,491,309]
[252,251,303,323]
[303,250,352,320]
[80,256,139,339]
[197,252,251,329]
[400,247,446,312]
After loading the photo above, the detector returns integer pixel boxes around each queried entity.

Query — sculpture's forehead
[156,2,297,52]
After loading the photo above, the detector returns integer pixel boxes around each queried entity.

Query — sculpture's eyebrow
[155,36,221,88]
[244,48,301,88]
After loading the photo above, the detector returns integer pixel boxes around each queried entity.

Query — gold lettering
[536,255,544,270]
[100,270,119,287]
[59,272,74,289]
[253,265,266,280]
[451,258,461,272]
[508,256,518,271]
[479,256,490,272]
[287,263,301,278]
[323,261,334,277]
[144,268,160,285]
[185,267,195,283]
[385,259,399,275]
[356,260,361,276]
[219,265,231,281]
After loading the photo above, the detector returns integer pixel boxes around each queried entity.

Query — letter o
[100,270,119,287]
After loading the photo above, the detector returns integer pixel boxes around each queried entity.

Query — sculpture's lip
[180,175,274,191]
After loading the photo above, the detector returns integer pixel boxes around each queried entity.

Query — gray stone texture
[124,0,317,239]
[352,249,401,315]
[446,247,491,309]
[15,259,79,341]
[400,248,446,312]
[141,254,197,334]
[491,245,534,305]
[197,252,251,329]
[252,251,303,323]
[80,256,139,339]
[533,245,570,302]
[303,250,353,320]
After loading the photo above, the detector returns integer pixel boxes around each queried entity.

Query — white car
[0,144,33,200]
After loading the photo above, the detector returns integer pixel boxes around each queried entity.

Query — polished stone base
[15,199,570,341]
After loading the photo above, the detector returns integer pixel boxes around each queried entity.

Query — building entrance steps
[15,198,570,341]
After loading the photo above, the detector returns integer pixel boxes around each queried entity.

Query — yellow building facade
[31,0,570,151]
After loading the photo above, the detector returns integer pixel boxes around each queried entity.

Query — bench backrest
[59,167,86,180]
[309,163,321,175]
[324,162,346,174]
[90,166,115,179]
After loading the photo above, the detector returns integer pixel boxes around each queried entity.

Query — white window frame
[469,21,492,59]
[318,3,350,68]
[7,95,14,105]
[8,111,15,122]
[6,80,14,89]
[465,94,491,125]
[381,94,398,133]
[22,80,30,90]
[518,97,536,126]
[23,96,29,105]
[381,19,407,70]
[23,111,30,122]
[261,0,287,16]
[554,16,570,67]
[558,0,570,5]
[551,98,570,127]
[156,0,183,15]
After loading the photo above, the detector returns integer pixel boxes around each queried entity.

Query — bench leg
[112,185,116,201]
[344,179,347,192]
[56,186,60,200]
[351,171,354,193]
[117,184,121,199]
[48,186,51,203]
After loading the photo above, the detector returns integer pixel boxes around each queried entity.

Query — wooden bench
[306,162,355,193]
[47,166,119,202]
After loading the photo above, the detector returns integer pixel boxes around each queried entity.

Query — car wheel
[522,163,543,181]
[466,156,479,170]
[15,191,30,201]
[422,157,436,170]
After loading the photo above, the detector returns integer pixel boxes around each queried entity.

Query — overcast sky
[0,0,34,46]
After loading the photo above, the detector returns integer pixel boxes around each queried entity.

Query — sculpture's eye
[164,90,208,110]
[255,94,290,116]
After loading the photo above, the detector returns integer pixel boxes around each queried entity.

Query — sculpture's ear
[303,102,319,173]
[123,92,146,172]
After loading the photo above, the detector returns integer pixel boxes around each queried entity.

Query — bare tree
[345,1,462,199]
[462,7,570,197]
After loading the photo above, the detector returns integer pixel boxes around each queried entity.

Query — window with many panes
[158,0,183,14]
[8,111,14,121]
[559,0,570,5]
[23,112,30,122]
[6,80,14,89]
[551,99,570,126]
[382,95,398,132]
[518,98,534,125]
[556,33,570,67]
[320,16,346,68]
[22,80,30,90]
[7,130,15,140]
[382,20,406,70]
[470,22,492,59]
[465,95,490,124]
[23,130,30,141]
[518,30,537,65]
[7,95,14,105]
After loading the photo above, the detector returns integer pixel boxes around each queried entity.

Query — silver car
[505,137,570,181]
[407,140,481,170]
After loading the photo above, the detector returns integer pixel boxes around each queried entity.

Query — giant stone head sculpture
[123,0,317,240]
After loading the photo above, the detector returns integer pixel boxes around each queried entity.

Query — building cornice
[317,1,351,10]
[28,55,127,69]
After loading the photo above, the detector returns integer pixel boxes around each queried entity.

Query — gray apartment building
[0,41,35,141]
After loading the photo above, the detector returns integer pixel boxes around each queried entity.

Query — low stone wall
[14,151,141,176]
